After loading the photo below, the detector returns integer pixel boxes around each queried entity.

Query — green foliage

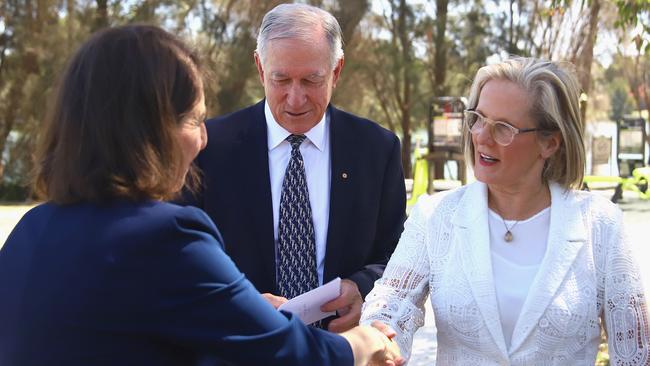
[614,0,650,28]
[596,334,610,365]
[0,182,29,202]
[445,0,492,96]
[610,82,634,120]
[614,0,650,53]
[0,0,648,190]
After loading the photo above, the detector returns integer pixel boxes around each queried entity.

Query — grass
[597,347,609,366]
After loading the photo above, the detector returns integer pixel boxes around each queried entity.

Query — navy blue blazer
[188,101,406,297]
[0,201,352,365]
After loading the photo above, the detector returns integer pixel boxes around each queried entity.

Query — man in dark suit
[188,3,406,333]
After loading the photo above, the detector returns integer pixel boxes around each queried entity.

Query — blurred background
[1,0,649,201]
[2,3,649,364]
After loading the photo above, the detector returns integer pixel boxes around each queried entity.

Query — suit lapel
[323,106,353,282]
[237,101,277,290]
[509,183,587,353]
[452,182,509,358]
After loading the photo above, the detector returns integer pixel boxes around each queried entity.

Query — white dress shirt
[265,101,331,285]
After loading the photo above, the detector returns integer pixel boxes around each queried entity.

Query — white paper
[278,277,341,324]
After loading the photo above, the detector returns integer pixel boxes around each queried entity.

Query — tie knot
[286,134,306,150]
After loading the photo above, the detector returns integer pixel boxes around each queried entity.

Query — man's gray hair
[256,3,344,69]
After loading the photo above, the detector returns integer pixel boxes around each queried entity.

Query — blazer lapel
[509,183,587,353]
[323,106,353,282]
[452,182,509,358]
[236,101,277,290]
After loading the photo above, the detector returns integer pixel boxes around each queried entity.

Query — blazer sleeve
[348,134,407,298]
[145,207,353,366]
[360,195,430,361]
[601,207,650,365]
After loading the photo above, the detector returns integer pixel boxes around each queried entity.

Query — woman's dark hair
[34,24,203,203]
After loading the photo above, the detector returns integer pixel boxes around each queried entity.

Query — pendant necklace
[502,218,519,243]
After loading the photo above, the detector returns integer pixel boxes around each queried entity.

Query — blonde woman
[361,57,650,365]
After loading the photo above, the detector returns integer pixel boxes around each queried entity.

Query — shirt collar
[264,100,328,151]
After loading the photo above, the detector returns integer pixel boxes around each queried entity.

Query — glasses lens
[493,122,515,145]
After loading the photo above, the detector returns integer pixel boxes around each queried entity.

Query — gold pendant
[504,231,513,242]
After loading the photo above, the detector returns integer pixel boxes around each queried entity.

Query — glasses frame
[464,109,543,146]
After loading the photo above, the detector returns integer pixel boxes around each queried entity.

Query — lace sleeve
[602,208,650,365]
[360,196,432,360]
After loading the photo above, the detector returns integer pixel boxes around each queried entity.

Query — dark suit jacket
[0,201,352,366]
[189,101,406,297]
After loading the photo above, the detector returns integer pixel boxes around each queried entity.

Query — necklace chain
[490,184,548,243]
[502,218,519,243]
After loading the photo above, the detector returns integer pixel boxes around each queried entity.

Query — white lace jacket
[361,181,650,365]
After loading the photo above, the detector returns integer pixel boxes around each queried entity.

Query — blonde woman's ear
[539,131,562,159]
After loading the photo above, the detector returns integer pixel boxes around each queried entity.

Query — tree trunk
[67,0,75,51]
[433,0,448,99]
[575,0,600,126]
[508,0,515,53]
[333,0,369,46]
[0,80,23,182]
[432,0,449,181]
[369,71,397,132]
[0,35,9,91]
[639,63,650,123]
[94,0,108,32]
[397,0,412,178]
[401,108,412,180]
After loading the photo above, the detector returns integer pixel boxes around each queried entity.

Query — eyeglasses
[464,109,543,146]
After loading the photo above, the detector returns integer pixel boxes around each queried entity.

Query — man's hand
[321,279,363,333]
[261,293,288,309]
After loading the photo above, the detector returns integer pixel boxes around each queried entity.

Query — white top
[265,101,331,285]
[488,207,550,349]
[360,182,649,365]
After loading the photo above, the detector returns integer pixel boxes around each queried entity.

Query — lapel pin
[341,172,348,179]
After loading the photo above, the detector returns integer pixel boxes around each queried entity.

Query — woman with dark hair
[0,25,402,366]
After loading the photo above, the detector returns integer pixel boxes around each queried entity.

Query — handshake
[263,287,404,366]
[340,320,405,366]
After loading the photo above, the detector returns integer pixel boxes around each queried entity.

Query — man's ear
[332,56,345,88]
[539,131,562,159]
[254,52,265,85]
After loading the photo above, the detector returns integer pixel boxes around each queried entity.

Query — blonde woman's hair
[462,56,585,190]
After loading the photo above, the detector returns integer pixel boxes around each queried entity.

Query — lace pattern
[600,205,649,366]
[360,182,650,365]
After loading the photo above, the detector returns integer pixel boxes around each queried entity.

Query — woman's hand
[369,321,403,366]
[260,293,288,309]
[340,321,404,366]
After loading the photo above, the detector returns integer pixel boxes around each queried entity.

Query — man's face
[255,36,343,134]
